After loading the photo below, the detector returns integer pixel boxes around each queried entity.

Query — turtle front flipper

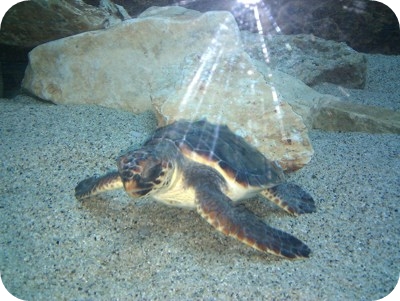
[195,184,311,259]
[75,171,123,200]
[262,183,316,216]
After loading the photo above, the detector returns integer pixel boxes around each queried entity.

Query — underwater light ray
[210,123,220,160]
[191,47,224,119]
[177,21,228,142]
[237,0,262,5]
[243,1,288,141]
[178,22,227,121]
[178,53,207,111]
[253,3,269,63]
[178,42,224,117]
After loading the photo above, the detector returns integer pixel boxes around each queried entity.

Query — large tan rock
[22,6,313,171]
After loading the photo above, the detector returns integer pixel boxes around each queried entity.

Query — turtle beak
[122,175,153,197]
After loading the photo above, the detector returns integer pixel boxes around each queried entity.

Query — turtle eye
[121,170,134,180]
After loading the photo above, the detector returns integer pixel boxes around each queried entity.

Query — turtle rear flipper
[262,183,316,216]
[75,171,123,200]
[195,183,311,259]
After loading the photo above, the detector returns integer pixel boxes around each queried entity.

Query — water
[1,1,399,300]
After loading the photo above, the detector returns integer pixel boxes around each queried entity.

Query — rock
[0,0,130,95]
[311,99,400,134]
[164,0,400,54]
[22,6,314,171]
[241,31,367,88]
[0,0,129,48]
[152,49,314,171]
[259,69,400,134]
[137,5,201,18]
[266,0,400,55]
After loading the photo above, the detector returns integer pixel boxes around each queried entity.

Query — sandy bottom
[0,92,399,300]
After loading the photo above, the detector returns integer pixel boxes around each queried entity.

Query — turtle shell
[146,119,285,188]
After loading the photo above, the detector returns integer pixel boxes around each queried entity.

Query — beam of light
[176,20,228,144]
[176,0,289,142]
[178,21,227,119]
[178,37,224,116]
[237,0,262,5]
[244,1,287,140]
[253,4,269,63]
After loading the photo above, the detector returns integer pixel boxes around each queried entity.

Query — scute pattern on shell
[149,119,284,187]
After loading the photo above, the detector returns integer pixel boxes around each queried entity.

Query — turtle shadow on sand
[77,193,306,262]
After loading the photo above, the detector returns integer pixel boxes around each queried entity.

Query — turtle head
[117,148,174,198]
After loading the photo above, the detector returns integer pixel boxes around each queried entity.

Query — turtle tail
[75,171,123,200]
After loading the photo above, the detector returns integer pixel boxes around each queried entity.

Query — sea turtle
[75,119,315,258]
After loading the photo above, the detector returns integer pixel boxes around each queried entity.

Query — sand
[0,54,399,300]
